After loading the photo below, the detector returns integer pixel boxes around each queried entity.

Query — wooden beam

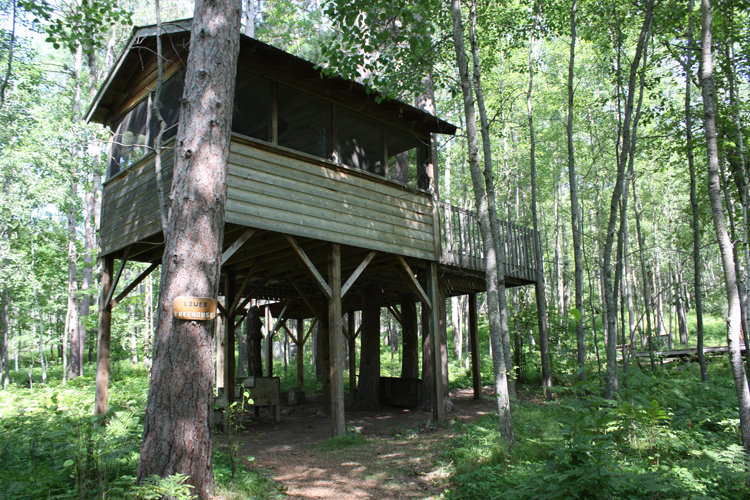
[341,251,376,298]
[396,256,431,310]
[112,262,159,307]
[268,301,291,337]
[284,322,298,345]
[328,243,345,437]
[303,318,318,344]
[229,259,261,315]
[216,301,228,317]
[386,304,403,327]
[95,256,114,416]
[290,277,325,324]
[235,276,271,316]
[224,271,237,406]
[427,261,444,424]
[284,234,332,299]
[221,228,255,265]
[105,246,131,312]
[468,293,481,400]
[348,311,356,396]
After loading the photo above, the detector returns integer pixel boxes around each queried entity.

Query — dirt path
[235,388,496,499]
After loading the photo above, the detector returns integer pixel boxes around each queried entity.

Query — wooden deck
[634,344,747,359]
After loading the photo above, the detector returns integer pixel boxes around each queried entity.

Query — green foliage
[0,365,285,499]
[131,474,194,500]
[315,428,369,451]
[445,360,750,500]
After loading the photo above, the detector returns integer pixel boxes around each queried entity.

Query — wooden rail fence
[437,202,539,282]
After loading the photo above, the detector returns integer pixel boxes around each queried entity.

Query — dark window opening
[278,85,330,159]
[233,69,271,141]
[338,107,383,175]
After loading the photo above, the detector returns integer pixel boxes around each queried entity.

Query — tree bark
[566,0,586,382]
[351,281,381,411]
[137,3,241,497]
[603,0,656,399]
[451,0,512,441]
[700,0,750,461]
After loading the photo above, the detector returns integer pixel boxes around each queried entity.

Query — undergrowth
[443,360,750,500]
[0,363,285,499]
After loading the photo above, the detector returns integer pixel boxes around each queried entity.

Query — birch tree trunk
[566,0,586,382]
[526,0,551,397]
[137,2,241,496]
[451,0,512,441]
[700,0,750,460]
[685,0,708,381]
[603,0,656,399]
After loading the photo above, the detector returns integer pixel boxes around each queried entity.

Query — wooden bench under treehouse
[89,19,541,435]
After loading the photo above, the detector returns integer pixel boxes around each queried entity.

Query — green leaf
[63,459,75,467]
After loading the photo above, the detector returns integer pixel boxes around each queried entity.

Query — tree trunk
[566,0,586,382]
[451,0,512,441]
[137,3,241,497]
[468,0,514,400]
[400,294,419,379]
[700,0,750,461]
[603,0,656,399]
[351,282,381,411]
[2,286,9,389]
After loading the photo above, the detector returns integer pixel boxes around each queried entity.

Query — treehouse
[89,19,540,435]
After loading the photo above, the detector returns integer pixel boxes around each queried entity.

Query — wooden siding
[226,138,437,260]
[100,150,174,256]
[101,136,437,260]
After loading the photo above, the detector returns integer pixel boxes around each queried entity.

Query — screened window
[278,85,330,159]
[108,70,184,179]
[386,125,422,184]
[233,69,271,141]
[338,107,384,175]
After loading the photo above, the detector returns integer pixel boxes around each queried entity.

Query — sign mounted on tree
[173,297,217,320]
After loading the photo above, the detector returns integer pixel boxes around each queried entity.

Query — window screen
[386,125,423,184]
[233,69,271,141]
[338,107,384,175]
[278,85,330,159]
[109,70,185,179]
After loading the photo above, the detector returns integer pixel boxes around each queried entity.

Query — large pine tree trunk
[137,3,241,497]
[700,0,750,461]
[351,282,381,411]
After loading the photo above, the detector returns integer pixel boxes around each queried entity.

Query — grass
[315,429,369,451]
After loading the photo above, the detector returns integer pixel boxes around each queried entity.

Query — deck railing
[437,202,539,283]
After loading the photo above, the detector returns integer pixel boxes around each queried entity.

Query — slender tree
[699,0,750,460]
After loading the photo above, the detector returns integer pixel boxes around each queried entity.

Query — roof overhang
[86,19,457,136]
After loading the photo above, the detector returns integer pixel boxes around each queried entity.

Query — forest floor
[228,387,498,499]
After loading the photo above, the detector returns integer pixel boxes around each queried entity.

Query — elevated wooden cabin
[89,20,540,434]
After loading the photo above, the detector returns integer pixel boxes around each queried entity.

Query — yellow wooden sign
[173,297,217,320]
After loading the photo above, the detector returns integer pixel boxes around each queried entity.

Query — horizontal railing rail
[437,202,539,283]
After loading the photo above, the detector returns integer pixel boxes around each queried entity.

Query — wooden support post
[95,256,114,416]
[427,261,444,423]
[216,314,224,393]
[468,293,481,399]
[265,306,273,378]
[329,243,345,436]
[296,318,304,389]
[348,310,356,395]
[224,271,236,406]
